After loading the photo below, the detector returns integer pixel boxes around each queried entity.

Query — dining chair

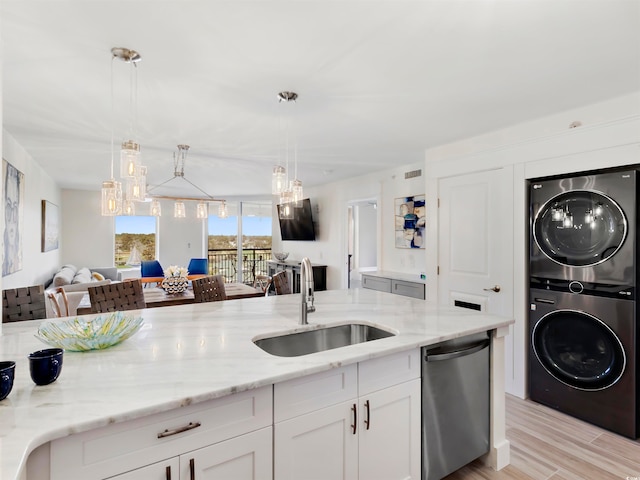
[272,271,292,295]
[187,258,208,276]
[2,285,47,323]
[88,279,146,313]
[192,275,227,303]
[253,274,272,296]
[47,288,69,318]
[140,260,165,287]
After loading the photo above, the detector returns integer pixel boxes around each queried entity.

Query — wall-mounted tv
[277,198,316,241]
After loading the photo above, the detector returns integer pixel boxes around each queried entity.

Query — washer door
[532,310,626,391]
[533,190,627,267]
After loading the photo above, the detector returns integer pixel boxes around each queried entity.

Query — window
[208,202,272,284]
[115,216,157,267]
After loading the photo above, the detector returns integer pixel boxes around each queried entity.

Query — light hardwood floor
[444,394,640,480]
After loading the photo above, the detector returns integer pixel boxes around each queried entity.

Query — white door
[438,168,513,318]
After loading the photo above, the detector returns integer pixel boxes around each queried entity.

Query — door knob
[483,285,501,293]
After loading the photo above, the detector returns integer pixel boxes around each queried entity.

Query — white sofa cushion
[72,267,93,284]
[52,265,77,287]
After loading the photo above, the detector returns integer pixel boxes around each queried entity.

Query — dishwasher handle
[425,339,490,362]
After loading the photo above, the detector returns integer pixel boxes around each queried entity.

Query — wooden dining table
[76,282,265,315]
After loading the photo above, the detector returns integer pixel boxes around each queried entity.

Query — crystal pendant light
[126,165,147,201]
[150,199,162,216]
[196,201,208,219]
[218,201,228,219]
[120,140,140,178]
[291,178,303,205]
[279,190,294,220]
[272,165,286,195]
[174,201,186,218]
[101,180,122,216]
[122,198,136,216]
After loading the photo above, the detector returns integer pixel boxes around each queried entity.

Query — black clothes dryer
[529,288,637,438]
[530,169,636,288]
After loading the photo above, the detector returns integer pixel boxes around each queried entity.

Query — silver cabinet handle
[483,285,501,292]
[157,421,201,439]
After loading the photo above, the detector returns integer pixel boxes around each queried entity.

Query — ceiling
[2,1,639,201]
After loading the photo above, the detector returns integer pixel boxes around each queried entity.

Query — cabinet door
[358,380,421,480]
[107,458,179,480]
[391,280,425,299]
[274,401,358,480]
[181,427,272,480]
[361,275,391,293]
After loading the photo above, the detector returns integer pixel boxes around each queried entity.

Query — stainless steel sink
[253,323,395,357]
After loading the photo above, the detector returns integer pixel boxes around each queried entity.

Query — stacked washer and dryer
[528,168,638,439]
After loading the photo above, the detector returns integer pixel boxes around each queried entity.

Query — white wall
[424,92,640,399]
[272,161,427,289]
[61,189,115,268]
[156,199,207,267]
[1,130,61,290]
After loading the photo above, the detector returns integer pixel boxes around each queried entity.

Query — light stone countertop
[0,288,513,480]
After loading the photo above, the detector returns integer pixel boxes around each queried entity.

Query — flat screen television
[277,198,316,241]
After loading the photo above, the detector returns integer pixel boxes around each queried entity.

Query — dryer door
[531,309,626,391]
[533,190,627,267]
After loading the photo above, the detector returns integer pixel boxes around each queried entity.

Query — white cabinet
[109,428,272,480]
[180,427,272,480]
[274,349,421,480]
[274,400,358,480]
[51,386,272,480]
[108,458,179,479]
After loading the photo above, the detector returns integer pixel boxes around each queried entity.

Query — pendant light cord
[110,54,115,180]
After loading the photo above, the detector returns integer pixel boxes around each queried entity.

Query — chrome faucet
[300,257,316,325]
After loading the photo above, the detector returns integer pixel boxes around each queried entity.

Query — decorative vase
[161,276,189,294]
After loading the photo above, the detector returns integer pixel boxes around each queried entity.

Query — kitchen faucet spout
[300,257,315,325]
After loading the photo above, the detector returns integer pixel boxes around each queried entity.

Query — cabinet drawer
[274,364,357,422]
[391,279,425,299]
[358,349,420,396]
[362,275,391,293]
[51,386,272,480]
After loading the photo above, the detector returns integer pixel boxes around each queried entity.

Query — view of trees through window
[114,216,156,266]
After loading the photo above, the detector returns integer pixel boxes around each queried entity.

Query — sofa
[45,265,123,318]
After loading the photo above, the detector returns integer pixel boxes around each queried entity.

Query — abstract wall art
[3,159,24,275]
[395,195,425,249]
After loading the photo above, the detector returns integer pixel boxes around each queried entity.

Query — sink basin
[253,323,395,357]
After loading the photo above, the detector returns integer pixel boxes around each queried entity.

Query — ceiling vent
[404,169,422,179]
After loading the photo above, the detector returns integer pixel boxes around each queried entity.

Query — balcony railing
[207,248,272,285]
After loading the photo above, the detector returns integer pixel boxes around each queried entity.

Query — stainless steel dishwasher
[421,332,490,480]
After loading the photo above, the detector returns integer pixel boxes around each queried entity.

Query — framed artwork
[41,200,60,252]
[3,159,24,276]
[395,195,425,249]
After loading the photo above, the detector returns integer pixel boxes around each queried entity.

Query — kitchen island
[0,288,513,480]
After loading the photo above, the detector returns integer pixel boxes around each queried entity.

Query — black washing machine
[530,169,637,288]
[529,288,638,438]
